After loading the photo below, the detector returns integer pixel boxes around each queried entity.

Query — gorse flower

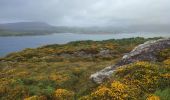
[146,95,160,100]
[54,89,74,100]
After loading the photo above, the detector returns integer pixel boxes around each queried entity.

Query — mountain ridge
[1,22,170,36]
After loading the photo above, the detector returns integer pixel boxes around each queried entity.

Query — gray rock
[74,51,86,57]
[97,49,113,57]
[74,51,93,58]
[90,66,114,84]
[90,38,170,84]
[59,53,72,57]
[58,49,114,58]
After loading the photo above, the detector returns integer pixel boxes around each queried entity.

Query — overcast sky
[0,0,170,27]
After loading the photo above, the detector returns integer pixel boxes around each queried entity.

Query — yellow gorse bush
[24,96,40,100]
[0,38,169,100]
[115,61,160,93]
[87,81,138,100]
[83,60,170,100]
[111,81,127,91]
[50,73,69,83]
[163,59,170,65]
[146,95,160,100]
[24,95,47,100]
[54,89,74,100]
[91,86,112,98]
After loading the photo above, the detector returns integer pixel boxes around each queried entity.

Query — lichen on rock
[90,38,170,84]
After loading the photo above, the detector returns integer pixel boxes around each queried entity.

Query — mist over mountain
[0,1,170,99]
[0,22,170,35]
[0,22,54,31]
[0,0,170,33]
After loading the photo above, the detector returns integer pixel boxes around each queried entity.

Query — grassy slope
[0,37,167,100]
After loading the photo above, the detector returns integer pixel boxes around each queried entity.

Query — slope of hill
[0,37,169,100]
[90,38,170,83]
[85,38,170,100]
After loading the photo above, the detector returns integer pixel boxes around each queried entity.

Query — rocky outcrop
[90,38,170,84]
[58,49,114,58]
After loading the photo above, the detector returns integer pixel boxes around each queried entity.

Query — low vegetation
[82,60,170,100]
[0,37,169,100]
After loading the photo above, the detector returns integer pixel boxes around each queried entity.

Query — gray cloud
[0,0,170,27]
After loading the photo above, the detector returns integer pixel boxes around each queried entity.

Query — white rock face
[90,38,170,84]
[90,66,114,84]
[123,38,170,60]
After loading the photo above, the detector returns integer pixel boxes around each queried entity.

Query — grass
[0,37,167,100]
[155,88,170,100]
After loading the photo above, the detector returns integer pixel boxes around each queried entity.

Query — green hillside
[0,37,169,100]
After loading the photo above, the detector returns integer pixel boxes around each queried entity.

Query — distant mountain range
[0,22,170,36]
[0,22,75,36]
[0,22,122,36]
[0,22,54,31]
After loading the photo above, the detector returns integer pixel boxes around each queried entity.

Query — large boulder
[90,38,170,84]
